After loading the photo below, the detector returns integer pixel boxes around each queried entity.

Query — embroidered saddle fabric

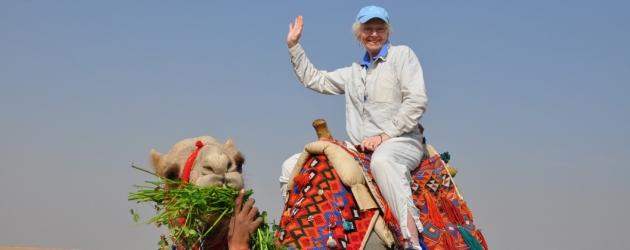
[276,140,487,250]
[276,153,380,249]
[412,145,488,250]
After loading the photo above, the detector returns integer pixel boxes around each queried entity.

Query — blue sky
[1,1,628,249]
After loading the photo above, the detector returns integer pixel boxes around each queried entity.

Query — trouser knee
[369,156,390,175]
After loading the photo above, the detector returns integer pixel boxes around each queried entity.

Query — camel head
[149,136,245,190]
[149,136,245,248]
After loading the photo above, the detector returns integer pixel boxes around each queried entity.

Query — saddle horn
[312,119,333,140]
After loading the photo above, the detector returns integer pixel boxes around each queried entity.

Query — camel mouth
[195,174,244,191]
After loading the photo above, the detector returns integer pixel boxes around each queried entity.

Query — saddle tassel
[460,201,474,221]
[458,226,484,250]
[476,229,489,250]
[443,230,457,250]
[293,172,310,189]
[422,192,445,228]
[440,195,464,225]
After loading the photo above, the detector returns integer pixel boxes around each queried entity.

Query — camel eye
[227,162,233,169]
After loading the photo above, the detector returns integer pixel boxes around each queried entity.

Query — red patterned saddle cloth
[412,150,488,250]
[276,140,487,250]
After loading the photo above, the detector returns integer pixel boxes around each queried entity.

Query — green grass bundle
[128,165,282,250]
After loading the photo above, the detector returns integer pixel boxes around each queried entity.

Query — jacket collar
[360,40,390,68]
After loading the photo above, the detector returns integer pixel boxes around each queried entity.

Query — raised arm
[287,15,347,95]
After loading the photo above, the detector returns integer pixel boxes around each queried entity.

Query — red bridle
[169,140,230,250]
[182,140,206,183]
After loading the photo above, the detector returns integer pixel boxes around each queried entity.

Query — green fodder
[128,165,285,250]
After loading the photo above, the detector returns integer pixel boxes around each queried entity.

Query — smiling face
[358,18,390,58]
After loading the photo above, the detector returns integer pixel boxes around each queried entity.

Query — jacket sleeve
[288,43,349,95]
[384,46,428,138]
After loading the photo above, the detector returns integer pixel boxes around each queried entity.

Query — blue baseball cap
[356,6,389,24]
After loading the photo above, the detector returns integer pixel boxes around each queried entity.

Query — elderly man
[283,6,428,250]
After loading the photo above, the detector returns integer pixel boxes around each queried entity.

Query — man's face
[359,19,389,57]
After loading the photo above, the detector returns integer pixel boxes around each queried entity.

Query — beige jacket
[289,43,427,145]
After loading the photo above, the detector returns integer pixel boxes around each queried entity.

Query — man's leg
[279,153,301,199]
[370,137,424,248]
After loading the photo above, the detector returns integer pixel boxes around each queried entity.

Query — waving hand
[287,16,303,48]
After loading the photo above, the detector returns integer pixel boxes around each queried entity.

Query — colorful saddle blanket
[276,153,379,249]
[411,150,488,250]
[276,140,487,250]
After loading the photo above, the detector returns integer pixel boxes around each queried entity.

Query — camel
[146,120,487,250]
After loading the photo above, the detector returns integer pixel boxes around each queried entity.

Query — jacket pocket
[374,71,397,103]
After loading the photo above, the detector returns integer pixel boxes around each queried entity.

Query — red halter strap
[182,140,205,183]
[177,140,205,249]
[174,140,229,250]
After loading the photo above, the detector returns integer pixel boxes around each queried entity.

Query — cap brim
[358,14,388,24]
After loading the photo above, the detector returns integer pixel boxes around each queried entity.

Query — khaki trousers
[370,136,424,239]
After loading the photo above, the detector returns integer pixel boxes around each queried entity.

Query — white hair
[351,20,393,39]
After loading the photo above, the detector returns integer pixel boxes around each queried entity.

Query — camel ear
[225,139,235,148]
[233,151,245,173]
[150,149,164,171]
